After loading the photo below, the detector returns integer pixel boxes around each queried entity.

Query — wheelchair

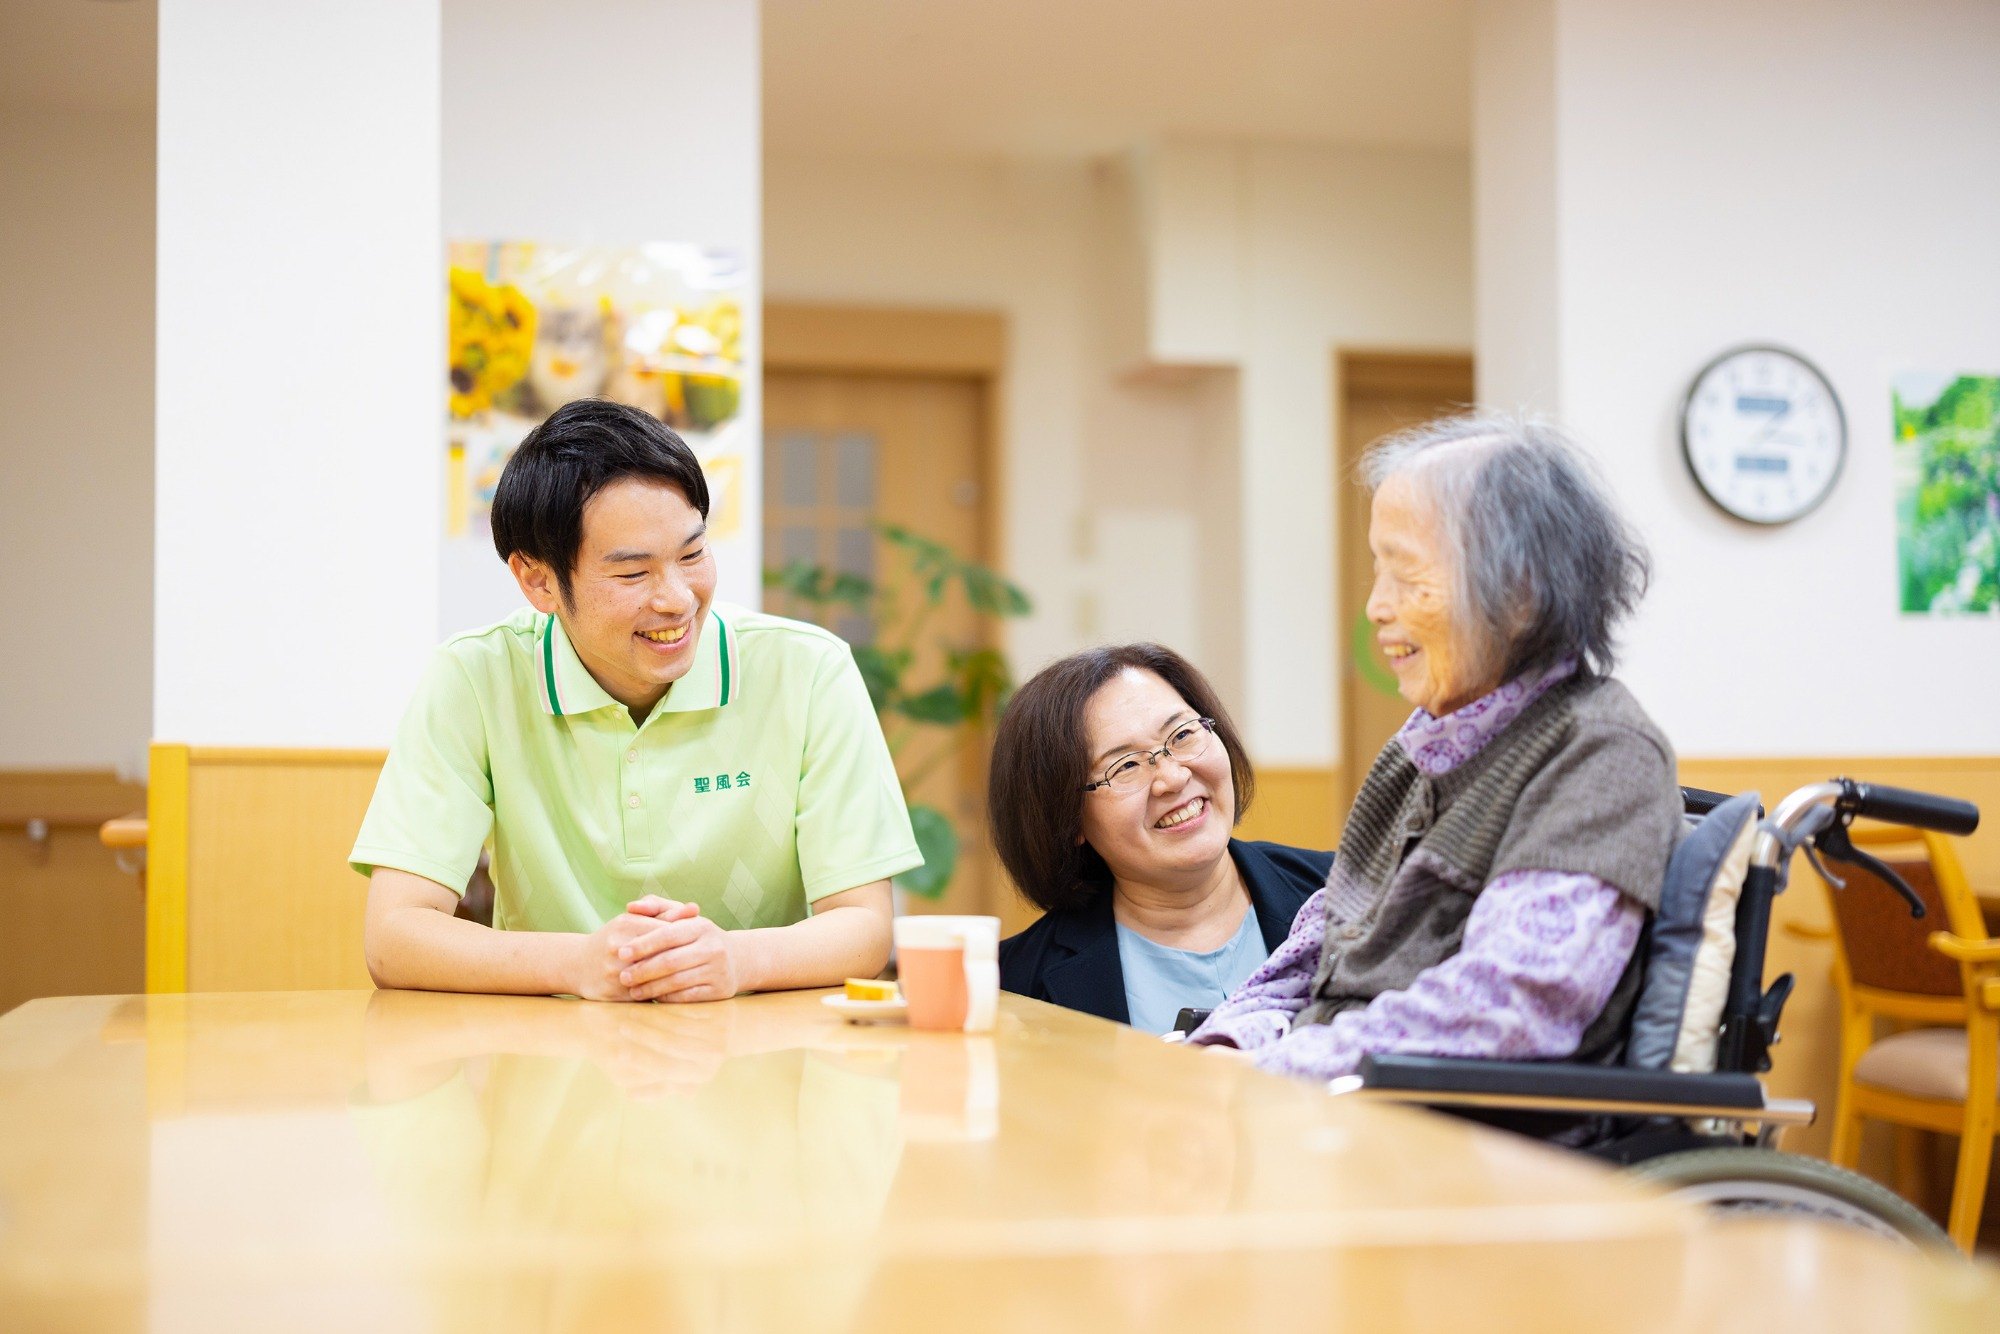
[1192,777,1983,1251]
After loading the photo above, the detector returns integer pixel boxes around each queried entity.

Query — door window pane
[833,526,874,580]
[834,612,873,647]
[778,432,819,508]
[778,526,818,569]
[833,432,877,509]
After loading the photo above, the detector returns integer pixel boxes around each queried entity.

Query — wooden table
[1,989,1993,1331]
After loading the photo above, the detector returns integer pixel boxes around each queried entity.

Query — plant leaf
[961,564,1032,617]
[895,683,967,724]
[761,561,876,609]
[948,647,1013,719]
[850,645,906,711]
[895,803,959,899]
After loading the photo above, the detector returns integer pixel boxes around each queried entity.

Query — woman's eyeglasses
[1083,718,1217,794]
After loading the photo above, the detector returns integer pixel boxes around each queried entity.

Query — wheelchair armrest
[1350,1054,1769,1112]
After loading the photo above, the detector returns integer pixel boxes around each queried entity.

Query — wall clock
[1679,345,1846,524]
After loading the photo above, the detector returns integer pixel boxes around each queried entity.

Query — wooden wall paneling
[0,770,145,828]
[182,750,385,993]
[1675,756,1999,883]
[1234,766,1342,853]
[0,770,148,1015]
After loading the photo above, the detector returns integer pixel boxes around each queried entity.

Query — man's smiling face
[512,476,716,718]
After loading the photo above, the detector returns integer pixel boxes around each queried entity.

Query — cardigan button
[1339,925,1363,941]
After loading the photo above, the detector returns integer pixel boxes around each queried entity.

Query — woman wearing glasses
[988,644,1330,1031]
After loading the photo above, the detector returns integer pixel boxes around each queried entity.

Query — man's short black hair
[490,398,710,602]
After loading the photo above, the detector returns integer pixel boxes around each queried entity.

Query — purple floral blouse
[1188,660,1647,1081]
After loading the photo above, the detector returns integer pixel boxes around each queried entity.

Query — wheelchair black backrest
[1619,789,1773,1078]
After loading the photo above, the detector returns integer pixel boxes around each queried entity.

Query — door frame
[1333,348,1475,812]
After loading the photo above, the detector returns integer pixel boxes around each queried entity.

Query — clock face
[1680,346,1846,524]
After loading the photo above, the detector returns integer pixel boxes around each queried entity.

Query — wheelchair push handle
[1836,779,1980,838]
[1750,778,1982,923]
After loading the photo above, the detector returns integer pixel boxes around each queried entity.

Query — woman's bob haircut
[987,644,1254,914]
[1360,411,1651,685]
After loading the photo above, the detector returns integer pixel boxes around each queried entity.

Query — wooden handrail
[1,815,124,832]
[100,815,148,851]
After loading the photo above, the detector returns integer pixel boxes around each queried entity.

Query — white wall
[1140,140,1476,765]
[1478,0,2000,756]
[155,0,442,746]
[768,145,1473,765]
[441,0,762,630]
[1470,0,1557,412]
[765,153,1254,707]
[0,109,154,772]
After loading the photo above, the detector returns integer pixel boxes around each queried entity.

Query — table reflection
[301,991,904,1328]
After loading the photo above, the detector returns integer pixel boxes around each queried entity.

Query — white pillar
[155,0,442,746]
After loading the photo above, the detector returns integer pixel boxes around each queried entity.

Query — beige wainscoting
[0,769,147,1014]
[1234,766,1343,853]
[147,745,385,994]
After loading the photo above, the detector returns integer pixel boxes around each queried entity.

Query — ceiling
[0,0,154,113]
[0,0,1473,155]
[763,0,1472,159]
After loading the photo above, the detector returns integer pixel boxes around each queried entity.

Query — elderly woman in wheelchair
[1185,412,1981,1250]
[1187,412,1679,1076]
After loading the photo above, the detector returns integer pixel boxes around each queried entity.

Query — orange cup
[892,916,1000,1032]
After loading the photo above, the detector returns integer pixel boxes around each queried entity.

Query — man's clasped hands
[573,894,744,1004]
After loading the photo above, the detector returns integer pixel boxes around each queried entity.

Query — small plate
[822,993,908,1024]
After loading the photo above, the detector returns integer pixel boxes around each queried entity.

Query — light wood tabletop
[1,988,1993,1331]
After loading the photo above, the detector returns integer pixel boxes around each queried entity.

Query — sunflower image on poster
[1893,372,2000,615]
[443,241,746,542]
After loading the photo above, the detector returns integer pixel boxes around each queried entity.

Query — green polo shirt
[350,602,921,933]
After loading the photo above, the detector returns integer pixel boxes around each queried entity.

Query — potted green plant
[764,523,1031,899]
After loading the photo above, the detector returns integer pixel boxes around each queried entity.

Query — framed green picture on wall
[1893,372,2000,614]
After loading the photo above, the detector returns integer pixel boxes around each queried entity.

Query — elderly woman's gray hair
[1360,412,1649,681]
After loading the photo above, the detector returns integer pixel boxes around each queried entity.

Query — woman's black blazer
[996,839,1331,1025]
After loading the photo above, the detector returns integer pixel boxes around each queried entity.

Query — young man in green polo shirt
[353,398,921,1002]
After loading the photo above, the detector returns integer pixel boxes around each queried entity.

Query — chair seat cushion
[1852,1027,1996,1103]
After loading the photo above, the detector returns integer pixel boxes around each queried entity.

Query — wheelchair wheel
[1628,1147,1953,1252]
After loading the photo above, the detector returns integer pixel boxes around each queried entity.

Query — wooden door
[1336,353,1475,815]
[763,371,1004,921]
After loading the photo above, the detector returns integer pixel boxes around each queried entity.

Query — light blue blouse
[1115,905,1269,1035]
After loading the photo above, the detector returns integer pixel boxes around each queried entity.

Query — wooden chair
[1819,823,1997,1251]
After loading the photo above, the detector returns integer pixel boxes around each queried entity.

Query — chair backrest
[1823,824,1987,1001]
[1625,791,1761,1073]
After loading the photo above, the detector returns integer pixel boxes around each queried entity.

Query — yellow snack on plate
[844,978,899,1002]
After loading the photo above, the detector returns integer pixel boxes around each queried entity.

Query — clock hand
[1747,401,1793,449]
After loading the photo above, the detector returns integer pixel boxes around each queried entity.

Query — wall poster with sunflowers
[442,240,749,629]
